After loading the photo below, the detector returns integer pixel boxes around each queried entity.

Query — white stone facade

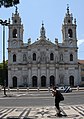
[8,7,81,88]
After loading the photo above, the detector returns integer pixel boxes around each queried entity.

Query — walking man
[52,86,64,117]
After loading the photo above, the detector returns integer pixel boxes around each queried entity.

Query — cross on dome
[67,4,70,14]
[15,6,18,14]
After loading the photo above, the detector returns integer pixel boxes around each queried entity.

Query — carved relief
[37,56,41,63]
[60,54,63,61]
[28,55,31,63]
[59,74,64,84]
[23,54,27,62]
[55,56,58,63]
[40,51,46,62]
[47,56,49,63]
[23,75,28,86]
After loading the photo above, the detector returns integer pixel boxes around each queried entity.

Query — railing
[0,86,84,93]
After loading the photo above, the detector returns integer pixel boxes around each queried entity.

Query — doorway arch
[32,76,37,87]
[12,76,17,87]
[69,76,74,87]
[50,75,55,87]
[41,76,46,87]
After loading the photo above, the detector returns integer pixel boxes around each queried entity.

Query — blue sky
[0,0,84,62]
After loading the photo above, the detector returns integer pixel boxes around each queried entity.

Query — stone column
[38,64,40,87]
[8,70,12,87]
[55,65,59,85]
[28,64,31,87]
[46,64,49,87]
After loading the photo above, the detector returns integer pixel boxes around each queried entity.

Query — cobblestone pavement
[0,105,84,119]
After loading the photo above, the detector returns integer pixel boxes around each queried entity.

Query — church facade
[8,7,81,88]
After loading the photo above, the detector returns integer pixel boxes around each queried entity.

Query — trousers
[55,101,60,114]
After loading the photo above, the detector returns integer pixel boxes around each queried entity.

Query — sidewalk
[0,89,84,98]
[0,105,84,119]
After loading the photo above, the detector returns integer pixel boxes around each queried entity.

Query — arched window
[13,54,16,62]
[13,29,17,38]
[68,29,73,38]
[33,53,36,61]
[70,54,73,61]
[50,53,54,60]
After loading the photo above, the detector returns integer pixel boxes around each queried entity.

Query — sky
[0,0,84,62]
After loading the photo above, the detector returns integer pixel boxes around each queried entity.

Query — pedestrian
[52,86,64,117]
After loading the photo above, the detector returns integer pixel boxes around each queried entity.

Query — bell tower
[62,5,78,64]
[62,5,77,47]
[8,7,24,48]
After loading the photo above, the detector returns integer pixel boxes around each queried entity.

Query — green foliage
[0,0,20,8]
[0,60,8,86]
[0,62,3,69]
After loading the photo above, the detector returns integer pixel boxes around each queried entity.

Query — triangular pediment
[30,38,55,47]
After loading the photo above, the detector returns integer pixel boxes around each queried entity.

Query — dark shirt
[55,90,61,102]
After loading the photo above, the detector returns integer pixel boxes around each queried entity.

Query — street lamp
[0,19,9,96]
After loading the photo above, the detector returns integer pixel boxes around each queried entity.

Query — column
[55,64,59,85]
[38,64,40,87]
[28,64,31,87]
[46,64,49,87]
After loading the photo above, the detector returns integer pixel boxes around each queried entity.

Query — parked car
[57,86,65,93]
[64,86,72,93]
[57,86,72,93]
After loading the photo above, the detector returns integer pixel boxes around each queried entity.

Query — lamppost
[0,19,9,96]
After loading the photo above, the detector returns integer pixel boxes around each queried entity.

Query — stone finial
[8,18,10,24]
[15,6,18,14]
[40,21,46,38]
[74,18,76,24]
[55,38,58,45]
[67,4,69,14]
[28,38,31,44]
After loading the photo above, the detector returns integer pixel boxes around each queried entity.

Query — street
[0,90,84,107]
[0,90,84,118]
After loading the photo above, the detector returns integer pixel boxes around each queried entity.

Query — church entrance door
[13,76,17,87]
[41,76,46,87]
[69,76,74,87]
[32,76,37,87]
[50,75,55,87]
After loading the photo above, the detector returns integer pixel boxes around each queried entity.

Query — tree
[0,0,20,8]
[0,63,3,85]
[0,60,8,86]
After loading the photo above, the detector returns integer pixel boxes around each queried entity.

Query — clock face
[69,40,72,45]
[11,40,17,46]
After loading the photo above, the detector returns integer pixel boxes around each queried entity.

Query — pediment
[30,38,55,47]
